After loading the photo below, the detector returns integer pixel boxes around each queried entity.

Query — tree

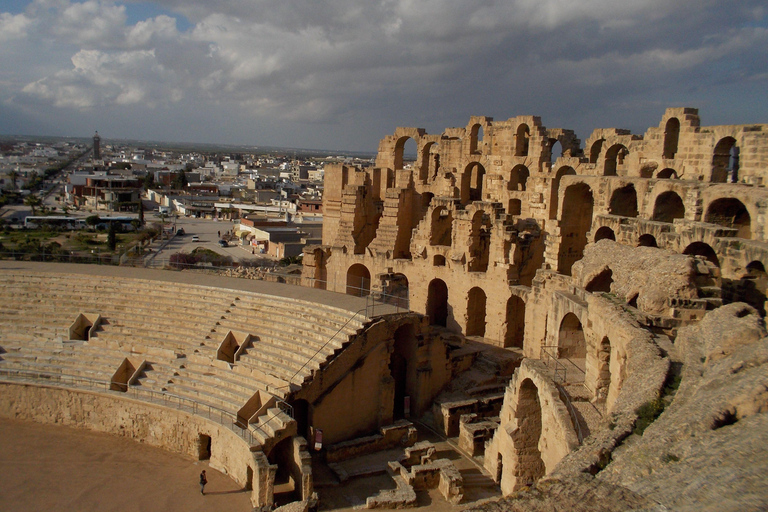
[24,194,41,215]
[107,222,117,251]
[143,172,155,191]
[9,170,18,190]
[171,171,188,189]
[85,215,101,228]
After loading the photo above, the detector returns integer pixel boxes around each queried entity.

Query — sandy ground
[0,418,252,512]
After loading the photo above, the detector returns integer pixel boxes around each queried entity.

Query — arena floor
[0,418,252,512]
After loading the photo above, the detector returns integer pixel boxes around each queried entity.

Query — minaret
[93,131,101,160]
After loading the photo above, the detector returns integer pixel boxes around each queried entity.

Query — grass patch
[634,398,666,435]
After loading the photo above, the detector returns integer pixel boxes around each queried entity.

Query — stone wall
[0,382,268,507]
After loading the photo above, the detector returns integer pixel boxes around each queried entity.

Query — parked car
[218,239,228,247]
[191,235,199,242]
[176,228,185,236]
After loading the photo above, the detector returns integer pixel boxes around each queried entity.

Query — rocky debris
[597,303,768,510]
[465,475,655,512]
[571,240,715,316]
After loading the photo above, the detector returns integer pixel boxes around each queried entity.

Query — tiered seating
[0,270,366,422]
[214,294,365,384]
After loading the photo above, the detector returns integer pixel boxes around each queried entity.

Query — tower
[93,131,101,161]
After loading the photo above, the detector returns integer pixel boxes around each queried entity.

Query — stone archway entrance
[427,279,448,327]
[558,313,586,359]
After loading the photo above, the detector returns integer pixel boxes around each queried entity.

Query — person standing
[200,470,208,495]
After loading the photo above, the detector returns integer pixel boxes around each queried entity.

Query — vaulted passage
[427,279,449,327]
[652,191,685,223]
[638,234,658,247]
[466,287,487,337]
[504,295,525,349]
[468,211,491,272]
[705,198,751,239]
[684,242,720,268]
[586,269,613,293]
[346,264,371,296]
[594,226,616,242]
[509,165,529,191]
[609,184,638,217]
[558,313,586,359]
[461,163,485,205]
[510,379,545,489]
[558,183,594,276]
[550,166,576,219]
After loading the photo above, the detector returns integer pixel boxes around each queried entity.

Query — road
[147,215,269,264]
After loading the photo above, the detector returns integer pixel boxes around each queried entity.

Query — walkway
[0,260,399,317]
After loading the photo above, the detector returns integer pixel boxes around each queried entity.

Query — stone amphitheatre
[2,107,767,511]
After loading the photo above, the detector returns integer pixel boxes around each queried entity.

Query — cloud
[0,12,32,41]
[1,0,767,149]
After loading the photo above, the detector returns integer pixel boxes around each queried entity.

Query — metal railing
[540,345,567,383]
[0,368,257,445]
[554,382,584,444]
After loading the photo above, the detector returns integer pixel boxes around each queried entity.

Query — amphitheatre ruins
[1,107,767,511]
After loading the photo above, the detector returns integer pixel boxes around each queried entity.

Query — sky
[0,0,766,152]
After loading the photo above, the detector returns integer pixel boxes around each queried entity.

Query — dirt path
[0,418,252,512]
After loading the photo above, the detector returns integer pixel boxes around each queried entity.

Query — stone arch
[461,162,485,205]
[711,137,737,183]
[419,142,439,183]
[609,184,638,217]
[595,336,612,402]
[346,263,371,296]
[312,248,327,289]
[510,379,545,487]
[550,139,562,165]
[663,118,680,159]
[549,166,576,219]
[558,183,594,276]
[515,124,530,156]
[638,234,658,247]
[589,139,604,163]
[705,197,751,239]
[585,268,613,293]
[558,313,586,359]
[657,168,678,179]
[466,287,487,337]
[427,279,449,327]
[470,124,484,154]
[684,242,720,267]
[430,207,453,246]
[594,226,616,242]
[468,210,492,272]
[509,165,529,191]
[652,190,685,223]
[394,136,417,171]
[504,295,525,349]
[604,144,628,176]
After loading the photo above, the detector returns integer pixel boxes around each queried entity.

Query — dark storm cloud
[0,0,766,150]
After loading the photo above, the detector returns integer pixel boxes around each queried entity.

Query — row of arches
[426,279,526,348]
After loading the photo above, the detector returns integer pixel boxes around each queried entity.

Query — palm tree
[24,194,42,216]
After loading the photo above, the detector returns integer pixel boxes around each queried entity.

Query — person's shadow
[204,488,249,496]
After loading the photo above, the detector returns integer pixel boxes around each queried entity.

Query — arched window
[346,264,371,296]
[558,313,586,359]
[504,296,525,348]
[589,139,604,163]
[515,124,530,156]
[663,118,680,159]
[711,137,737,183]
[509,165,530,191]
[656,168,678,179]
[394,136,417,171]
[604,144,628,176]
[558,183,594,276]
